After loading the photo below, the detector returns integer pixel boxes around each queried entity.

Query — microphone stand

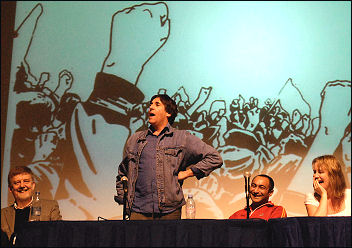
[123,184,128,221]
[244,172,251,219]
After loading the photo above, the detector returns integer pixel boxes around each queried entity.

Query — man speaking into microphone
[115,94,223,220]
[229,174,287,220]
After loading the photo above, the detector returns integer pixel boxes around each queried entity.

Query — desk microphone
[243,172,251,193]
[243,172,251,219]
[121,176,129,220]
[243,171,251,178]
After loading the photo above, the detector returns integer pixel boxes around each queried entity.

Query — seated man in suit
[1,166,62,244]
[229,174,287,220]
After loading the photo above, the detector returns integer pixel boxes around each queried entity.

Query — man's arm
[49,200,62,220]
[183,132,223,180]
[115,141,131,205]
[115,166,127,205]
[229,209,246,219]
[1,208,13,240]
[271,206,287,218]
[84,72,144,128]
[178,169,194,180]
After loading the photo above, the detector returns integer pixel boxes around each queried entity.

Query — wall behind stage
[1,1,351,220]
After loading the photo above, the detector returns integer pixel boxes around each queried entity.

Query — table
[14,217,350,247]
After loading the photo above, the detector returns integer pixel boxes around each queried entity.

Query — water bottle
[30,191,41,221]
[185,194,196,219]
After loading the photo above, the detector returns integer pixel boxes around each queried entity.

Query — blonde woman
[305,155,351,216]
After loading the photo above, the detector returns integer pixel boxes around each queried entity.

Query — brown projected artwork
[3,2,351,220]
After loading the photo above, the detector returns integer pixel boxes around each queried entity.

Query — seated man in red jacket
[229,174,287,220]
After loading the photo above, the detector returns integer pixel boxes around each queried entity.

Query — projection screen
[1,1,351,220]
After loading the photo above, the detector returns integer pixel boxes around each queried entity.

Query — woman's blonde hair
[312,155,346,207]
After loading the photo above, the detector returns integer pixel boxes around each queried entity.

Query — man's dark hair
[150,94,178,125]
[8,166,34,187]
[253,174,274,192]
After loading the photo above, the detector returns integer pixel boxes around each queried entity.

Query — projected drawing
[169,80,350,217]
[4,2,351,219]
[9,2,171,219]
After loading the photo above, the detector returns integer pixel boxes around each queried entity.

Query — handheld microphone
[121,176,128,193]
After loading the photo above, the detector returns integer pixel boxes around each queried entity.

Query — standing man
[1,166,62,243]
[115,94,223,220]
[229,174,287,220]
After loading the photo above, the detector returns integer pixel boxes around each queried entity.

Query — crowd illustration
[10,60,351,218]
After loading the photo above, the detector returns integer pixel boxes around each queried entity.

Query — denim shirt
[132,127,165,214]
[115,123,223,213]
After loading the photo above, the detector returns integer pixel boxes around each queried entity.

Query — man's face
[9,173,35,203]
[148,97,171,129]
[249,176,272,205]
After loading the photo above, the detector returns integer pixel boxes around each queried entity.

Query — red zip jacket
[229,201,287,221]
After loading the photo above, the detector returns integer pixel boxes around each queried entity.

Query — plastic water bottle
[30,191,41,221]
[186,194,196,219]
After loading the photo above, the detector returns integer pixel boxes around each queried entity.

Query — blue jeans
[130,208,181,220]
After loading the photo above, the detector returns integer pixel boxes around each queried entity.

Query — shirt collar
[148,123,170,136]
[14,197,33,209]
[249,201,274,211]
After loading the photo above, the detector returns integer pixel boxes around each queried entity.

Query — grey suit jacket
[1,199,62,239]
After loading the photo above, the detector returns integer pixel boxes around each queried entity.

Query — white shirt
[304,188,351,216]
